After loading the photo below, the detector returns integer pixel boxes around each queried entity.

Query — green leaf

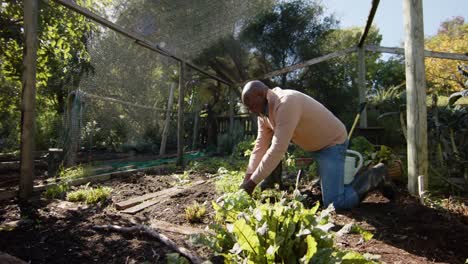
[232,218,260,255]
[351,224,374,242]
[300,235,317,264]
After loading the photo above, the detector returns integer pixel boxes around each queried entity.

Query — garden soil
[0,170,467,264]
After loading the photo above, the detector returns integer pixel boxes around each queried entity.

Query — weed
[67,184,112,204]
[184,201,206,223]
[44,183,69,199]
[58,164,91,180]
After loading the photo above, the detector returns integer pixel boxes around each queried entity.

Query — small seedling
[184,201,206,223]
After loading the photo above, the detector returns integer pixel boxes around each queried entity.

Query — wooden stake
[19,0,39,200]
[403,0,428,195]
[160,83,176,155]
[177,61,185,167]
[418,175,425,205]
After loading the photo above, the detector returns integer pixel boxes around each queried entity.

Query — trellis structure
[19,0,468,199]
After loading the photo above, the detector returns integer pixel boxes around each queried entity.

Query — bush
[232,138,255,158]
[67,184,112,204]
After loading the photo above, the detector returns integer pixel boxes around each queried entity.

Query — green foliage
[58,165,91,180]
[0,0,109,151]
[368,84,405,106]
[232,138,255,158]
[194,190,373,263]
[215,167,245,193]
[371,145,398,165]
[166,253,189,264]
[184,201,207,223]
[217,120,246,155]
[188,157,247,174]
[44,183,69,199]
[350,136,375,161]
[66,184,112,204]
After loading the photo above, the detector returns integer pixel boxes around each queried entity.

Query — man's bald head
[242,80,269,115]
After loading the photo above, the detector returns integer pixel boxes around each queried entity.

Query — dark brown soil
[1,170,467,264]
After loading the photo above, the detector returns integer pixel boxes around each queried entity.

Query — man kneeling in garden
[240,80,391,209]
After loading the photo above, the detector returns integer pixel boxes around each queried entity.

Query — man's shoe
[351,163,388,201]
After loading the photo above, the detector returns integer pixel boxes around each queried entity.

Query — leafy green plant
[184,201,207,223]
[166,253,189,264]
[350,136,375,160]
[215,167,244,193]
[193,190,374,263]
[58,164,92,180]
[371,145,398,165]
[44,183,69,199]
[66,184,112,204]
[232,138,255,158]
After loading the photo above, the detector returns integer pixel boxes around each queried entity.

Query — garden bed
[0,168,467,263]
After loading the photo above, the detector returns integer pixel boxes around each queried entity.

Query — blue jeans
[311,141,359,209]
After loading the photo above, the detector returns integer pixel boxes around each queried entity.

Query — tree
[425,17,467,94]
[0,0,109,151]
[241,0,338,86]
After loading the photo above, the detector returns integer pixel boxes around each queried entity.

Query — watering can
[344,150,363,184]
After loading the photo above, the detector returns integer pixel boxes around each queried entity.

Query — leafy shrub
[67,184,112,204]
[350,136,375,160]
[184,201,207,223]
[232,138,255,158]
[193,190,373,263]
[44,183,69,199]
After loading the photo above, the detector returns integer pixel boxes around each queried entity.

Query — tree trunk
[19,0,39,201]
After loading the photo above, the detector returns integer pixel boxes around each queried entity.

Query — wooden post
[159,83,176,155]
[357,47,368,128]
[192,110,199,150]
[229,87,234,134]
[403,0,428,195]
[19,0,39,200]
[176,61,185,167]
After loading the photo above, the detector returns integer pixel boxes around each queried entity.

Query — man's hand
[239,179,257,195]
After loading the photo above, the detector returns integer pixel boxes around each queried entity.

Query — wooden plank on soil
[150,220,208,235]
[116,180,205,211]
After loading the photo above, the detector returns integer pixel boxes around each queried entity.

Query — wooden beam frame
[252,47,357,81]
[365,45,468,61]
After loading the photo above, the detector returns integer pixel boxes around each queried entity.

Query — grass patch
[67,184,112,204]
[184,201,207,223]
[44,183,69,199]
[58,164,92,180]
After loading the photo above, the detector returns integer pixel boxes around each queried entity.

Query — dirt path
[0,170,466,263]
